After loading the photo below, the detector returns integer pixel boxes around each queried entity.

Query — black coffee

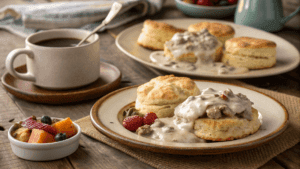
[35,38,89,47]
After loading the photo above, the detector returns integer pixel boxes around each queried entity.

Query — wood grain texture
[0,0,299,168]
[0,85,74,169]
[2,63,122,104]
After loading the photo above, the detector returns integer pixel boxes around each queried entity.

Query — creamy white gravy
[165,30,218,60]
[141,117,206,143]
[150,29,249,75]
[137,88,254,143]
[150,51,249,75]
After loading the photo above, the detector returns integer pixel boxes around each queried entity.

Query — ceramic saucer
[1,61,121,104]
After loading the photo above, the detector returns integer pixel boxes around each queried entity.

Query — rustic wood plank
[68,136,153,169]
[0,30,156,169]
[260,159,285,169]
[273,143,300,169]
[0,86,74,169]
[0,0,299,169]
[240,73,300,98]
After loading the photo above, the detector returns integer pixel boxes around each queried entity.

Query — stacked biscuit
[194,107,261,141]
[135,75,261,141]
[135,75,200,118]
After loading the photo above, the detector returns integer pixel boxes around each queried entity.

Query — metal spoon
[76,2,123,47]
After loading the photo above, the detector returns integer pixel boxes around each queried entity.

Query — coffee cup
[5,29,100,90]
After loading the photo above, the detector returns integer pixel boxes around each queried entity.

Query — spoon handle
[77,2,123,47]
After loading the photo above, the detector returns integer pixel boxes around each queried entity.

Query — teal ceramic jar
[234,0,300,32]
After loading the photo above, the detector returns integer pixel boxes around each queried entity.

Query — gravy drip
[137,88,253,143]
[150,51,249,75]
[142,117,206,143]
[165,29,218,62]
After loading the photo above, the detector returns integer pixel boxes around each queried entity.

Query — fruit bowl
[175,0,237,18]
[7,117,81,161]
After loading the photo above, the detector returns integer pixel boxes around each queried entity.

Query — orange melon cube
[52,117,77,138]
[28,129,55,143]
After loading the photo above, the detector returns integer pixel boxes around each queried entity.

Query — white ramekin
[8,118,81,161]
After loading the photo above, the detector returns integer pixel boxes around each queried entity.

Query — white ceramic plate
[116,19,300,79]
[91,81,288,155]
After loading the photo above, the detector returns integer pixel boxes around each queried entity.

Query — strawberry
[197,0,214,6]
[143,112,158,125]
[22,117,57,135]
[227,0,238,4]
[122,115,143,131]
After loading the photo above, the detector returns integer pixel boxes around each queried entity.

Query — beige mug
[5,29,100,90]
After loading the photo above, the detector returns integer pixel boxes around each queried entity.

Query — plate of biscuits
[116,19,300,78]
[91,75,288,155]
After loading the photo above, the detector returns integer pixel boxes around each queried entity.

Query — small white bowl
[8,117,81,161]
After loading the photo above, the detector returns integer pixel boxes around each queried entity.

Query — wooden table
[0,0,300,168]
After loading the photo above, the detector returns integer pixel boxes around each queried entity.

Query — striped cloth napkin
[0,0,165,38]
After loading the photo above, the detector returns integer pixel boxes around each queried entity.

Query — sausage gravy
[150,29,249,75]
[135,88,254,143]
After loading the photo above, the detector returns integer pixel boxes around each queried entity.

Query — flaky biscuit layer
[225,37,276,57]
[136,75,200,105]
[136,75,200,118]
[137,20,185,50]
[194,108,261,141]
[135,99,178,118]
[222,52,276,69]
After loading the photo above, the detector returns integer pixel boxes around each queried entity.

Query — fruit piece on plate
[13,127,31,142]
[52,117,77,138]
[23,117,57,135]
[41,115,52,125]
[55,133,67,142]
[197,0,214,6]
[123,115,143,131]
[28,129,55,143]
[143,112,158,125]
[183,0,196,4]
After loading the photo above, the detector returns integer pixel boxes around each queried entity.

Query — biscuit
[163,30,223,63]
[137,20,185,50]
[222,37,276,69]
[188,22,235,44]
[194,107,261,141]
[136,75,200,118]
[164,40,223,63]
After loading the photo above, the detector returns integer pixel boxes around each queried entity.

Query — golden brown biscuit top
[137,75,200,105]
[226,37,276,49]
[144,20,185,33]
[188,22,235,37]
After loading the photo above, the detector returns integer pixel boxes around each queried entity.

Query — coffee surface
[35,38,88,47]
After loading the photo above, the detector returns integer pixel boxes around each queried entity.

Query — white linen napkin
[0,0,165,38]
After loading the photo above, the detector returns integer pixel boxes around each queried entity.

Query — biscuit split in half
[194,107,261,141]
[222,37,277,69]
[135,75,200,118]
[137,20,185,50]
